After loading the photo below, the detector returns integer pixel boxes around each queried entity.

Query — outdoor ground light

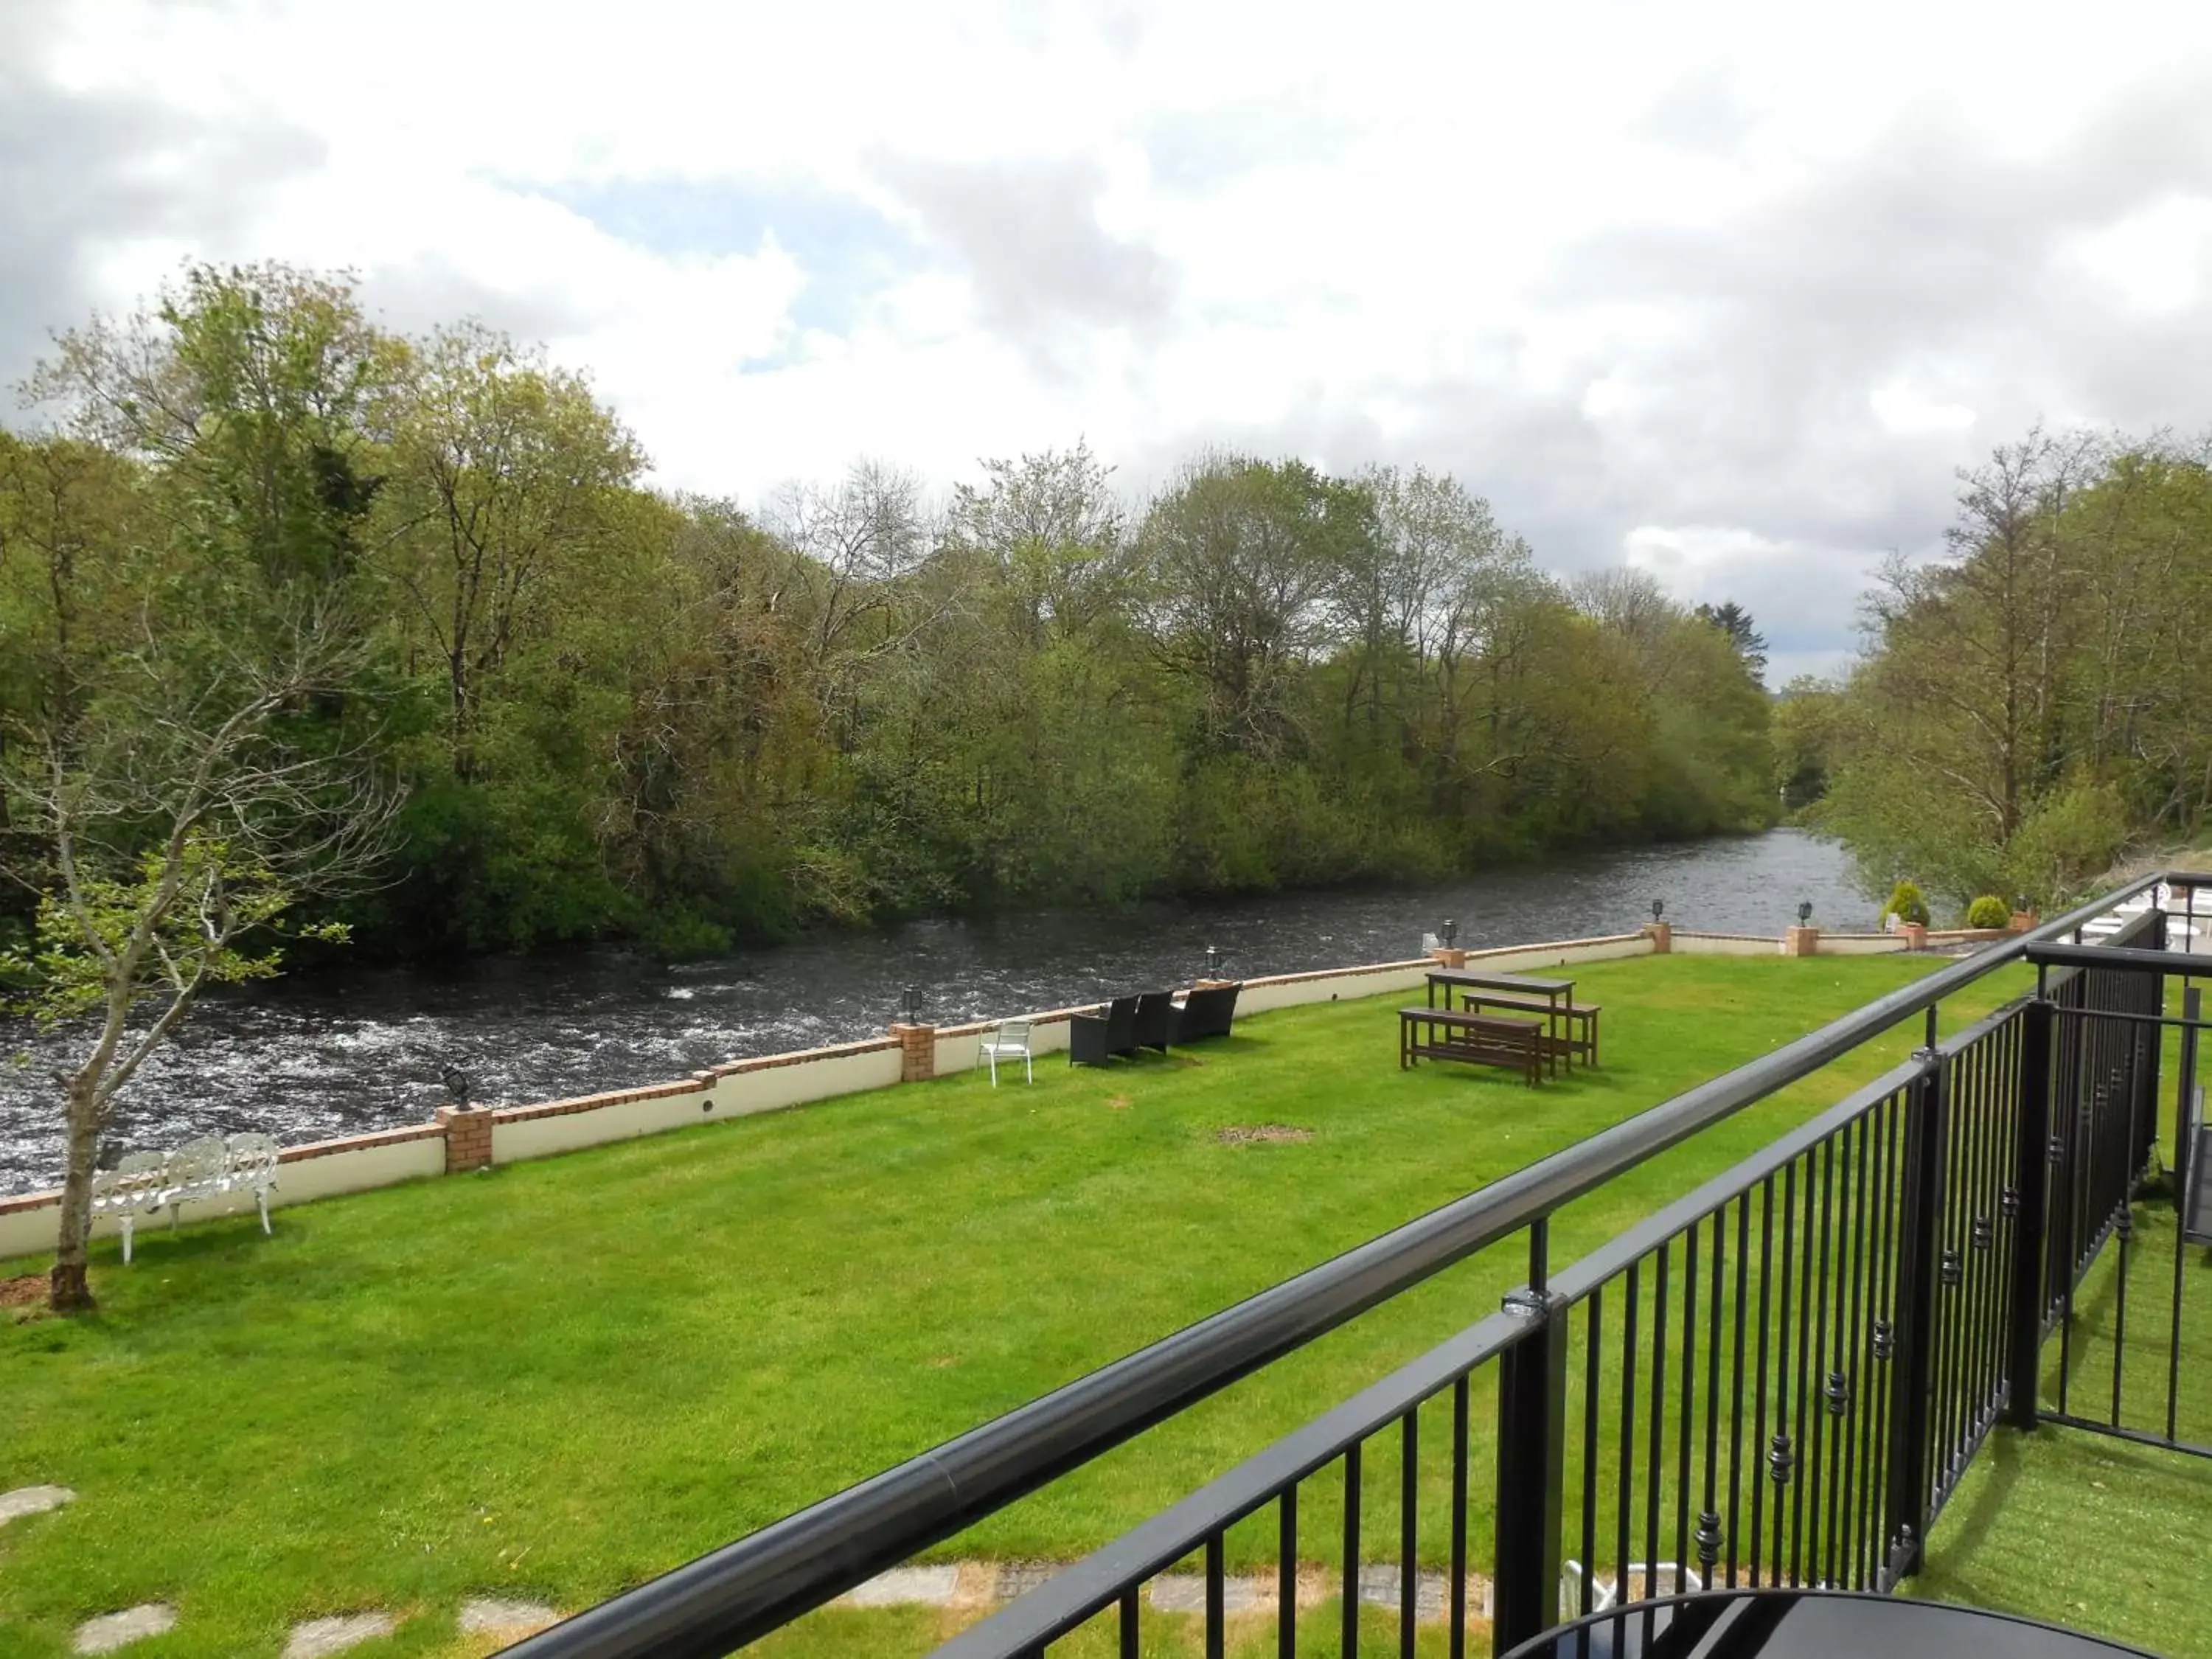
[1204,945,1222,978]
[1440,919,1458,947]
[1651,898,1664,922]
[900,984,921,1024]
[1797,901,1814,925]
[439,1064,470,1109]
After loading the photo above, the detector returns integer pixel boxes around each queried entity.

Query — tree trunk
[48,1077,102,1313]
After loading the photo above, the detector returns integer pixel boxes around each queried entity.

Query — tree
[1694,600,1769,684]
[4,264,403,1312]
[1135,453,1373,758]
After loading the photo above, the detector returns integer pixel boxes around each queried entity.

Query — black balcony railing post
[1489,1283,1568,1655]
[2004,998,2055,1430]
[1882,1046,1947,1582]
[2177,985,2202,1217]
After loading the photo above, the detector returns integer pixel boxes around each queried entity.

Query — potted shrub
[1965,894,2010,931]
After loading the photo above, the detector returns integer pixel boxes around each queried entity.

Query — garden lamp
[439,1064,470,1109]
[1651,898,1665,922]
[900,985,921,1024]
[1440,919,1458,947]
[1205,945,1222,978]
[1797,901,1813,925]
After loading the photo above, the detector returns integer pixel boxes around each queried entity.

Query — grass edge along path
[1,954,2029,1659]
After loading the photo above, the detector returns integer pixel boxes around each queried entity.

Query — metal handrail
[503,872,2169,1659]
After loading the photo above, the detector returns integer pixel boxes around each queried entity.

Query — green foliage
[1966,894,2011,928]
[1824,428,2212,908]
[4,263,1784,967]
[1885,880,1932,928]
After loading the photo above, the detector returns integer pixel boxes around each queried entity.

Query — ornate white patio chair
[90,1152,169,1265]
[976,1019,1034,1086]
[220,1133,280,1235]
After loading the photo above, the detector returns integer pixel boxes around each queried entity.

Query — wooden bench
[1455,991,1603,1071]
[1399,1006,1545,1085]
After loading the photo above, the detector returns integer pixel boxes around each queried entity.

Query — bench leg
[121,1214,134,1266]
[257,1188,272,1236]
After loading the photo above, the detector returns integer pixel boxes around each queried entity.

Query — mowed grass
[0,955,2031,1658]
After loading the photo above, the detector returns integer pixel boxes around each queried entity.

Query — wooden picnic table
[1425,970,1593,1075]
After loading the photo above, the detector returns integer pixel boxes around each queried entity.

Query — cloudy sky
[7,0,2212,681]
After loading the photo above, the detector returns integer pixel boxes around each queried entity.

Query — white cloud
[10,0,2212,669]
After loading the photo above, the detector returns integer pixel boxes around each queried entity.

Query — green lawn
[0,955,2031,1658]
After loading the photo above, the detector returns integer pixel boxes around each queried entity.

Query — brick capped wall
[437,1105,495,1172]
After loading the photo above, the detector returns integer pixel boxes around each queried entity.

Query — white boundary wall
[0,922,2002,1264]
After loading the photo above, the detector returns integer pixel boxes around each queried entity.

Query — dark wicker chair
[1169,983,1241,1043]
[1131,991,1175,1054]
[1069,995,1141,1065]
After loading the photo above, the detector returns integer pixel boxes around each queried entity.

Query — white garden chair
[90,1152,169,1265]
[1560,1560,1703,1613]
[220,1133,280,1235]
[976,1019,1034,1085]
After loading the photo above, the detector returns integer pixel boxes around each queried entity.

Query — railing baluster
[1618,1262,1639,1604]
[1579,1290,1601,1619]
[1207,1534,1225,1659]
[1748,1179,1774,1586]
[1729,1193,1750,1589]
[1343,1442,1361,1659]
[1121,1586,1139,1659]
[1281,1486,1298,1659]
[1450,1378,1467,1659]
[1492,1281,1567,1657]
[1400,1409,1417,1659]
[1677,1224,1699,1596]
[1884,1048,1946,1582]
[1700,1206,1725,1596]
[2007,998,2054,1430]
[1773,1160,1798,1580]
[1646,1244,1668,1602]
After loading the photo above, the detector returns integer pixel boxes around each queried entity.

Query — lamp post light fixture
[1440,919,1458,948]
[439,1065,470,1110]
[900,984,922,1025]
[1204,945,1222,979]
[1650,898,1665,923]
[1797,901,1814,926]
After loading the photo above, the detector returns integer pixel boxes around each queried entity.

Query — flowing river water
[0,829,1868,1194]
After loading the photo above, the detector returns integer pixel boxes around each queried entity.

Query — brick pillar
[890,1022,936,1083]
[1783,925,1820,957]
[2009,909,2039,933]
[1902,921,1928,951]
[1641,921,1672,954]
[436,1105,495,1173]
[1428,947,1469,970]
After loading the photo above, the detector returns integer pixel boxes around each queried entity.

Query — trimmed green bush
[1885,880,1932,928]
[1966,894,2011,930]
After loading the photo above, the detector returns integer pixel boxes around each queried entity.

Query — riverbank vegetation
[1792,427,2212,914]
[0,956,2028,1658]
[1,262,1776,970]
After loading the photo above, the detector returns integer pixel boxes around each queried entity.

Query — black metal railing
[504,873,2206,1659]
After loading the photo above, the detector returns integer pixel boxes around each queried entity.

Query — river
[0,830,1868,1194]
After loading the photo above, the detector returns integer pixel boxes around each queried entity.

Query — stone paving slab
[0,1484,76,1526]
[282,1611,395,1658]
[838,1564,961,1607]
[72,1604,177,1654]
[459,1596,560,1636]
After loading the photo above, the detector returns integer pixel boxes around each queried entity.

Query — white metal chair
[90,1152,169,1265]
[976,1019,1035,1086]
[1560,1561,1703,1613]
[220,1133,280,1235]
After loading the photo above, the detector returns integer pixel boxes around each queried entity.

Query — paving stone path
[0,1484,76,1526]
[459,1596,562,1639]
[282,1612,397,1658]
[71,1604,177,1654]
[837,1562,1494,1621]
